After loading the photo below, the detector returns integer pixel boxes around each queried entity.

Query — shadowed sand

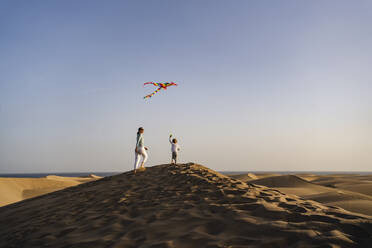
[0,175,101,207]
[0,163,371,248]
[231,173,372,217]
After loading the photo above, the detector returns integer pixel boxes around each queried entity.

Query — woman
[134,127,148,174]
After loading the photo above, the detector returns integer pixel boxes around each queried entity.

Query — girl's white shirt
[169,137,180,153]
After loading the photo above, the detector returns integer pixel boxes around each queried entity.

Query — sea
[0,171,371,178]
[0,172,120,178]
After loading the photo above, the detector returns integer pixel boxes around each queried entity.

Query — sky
[1,0,371,173]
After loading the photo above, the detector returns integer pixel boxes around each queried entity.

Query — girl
[169,134,180,164]
[134,127,148,174]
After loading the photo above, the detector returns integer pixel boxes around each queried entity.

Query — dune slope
[249,175,372,216]
[0,176,100,207]
[0,163,371,248]
[310,175,372,197]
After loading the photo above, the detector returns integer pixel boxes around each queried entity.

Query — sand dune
[310,175,372,196]
[249,175,318,188]
[247,174,372,216]
[0,175,100,207]
[253,173,280,179]
[295,173,322,182]
[229,172,258,181]
[0,163,371,247]
[338,184,372,197]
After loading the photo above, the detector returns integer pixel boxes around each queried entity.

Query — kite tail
[144,87,162,99]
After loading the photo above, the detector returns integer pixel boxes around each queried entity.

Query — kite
[143,82,178,99]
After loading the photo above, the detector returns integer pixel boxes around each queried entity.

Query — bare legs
[171,152,177,164]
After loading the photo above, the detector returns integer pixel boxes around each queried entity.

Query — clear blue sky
[1,0,371,173]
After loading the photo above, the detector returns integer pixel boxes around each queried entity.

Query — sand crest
[0,163,371,248]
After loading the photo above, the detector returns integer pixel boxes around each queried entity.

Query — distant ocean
[0,171,371,178]
[0,172,121,178]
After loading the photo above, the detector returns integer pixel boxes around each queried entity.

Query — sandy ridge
[0,163,371,247]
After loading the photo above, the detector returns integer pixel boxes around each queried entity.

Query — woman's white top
[136,133,144,148]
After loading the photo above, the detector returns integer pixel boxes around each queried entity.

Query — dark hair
[172,138,177,143]
[137,127,144,135]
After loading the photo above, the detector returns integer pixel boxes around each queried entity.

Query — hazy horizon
[2,170,372,177]
[1,1,371,173]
